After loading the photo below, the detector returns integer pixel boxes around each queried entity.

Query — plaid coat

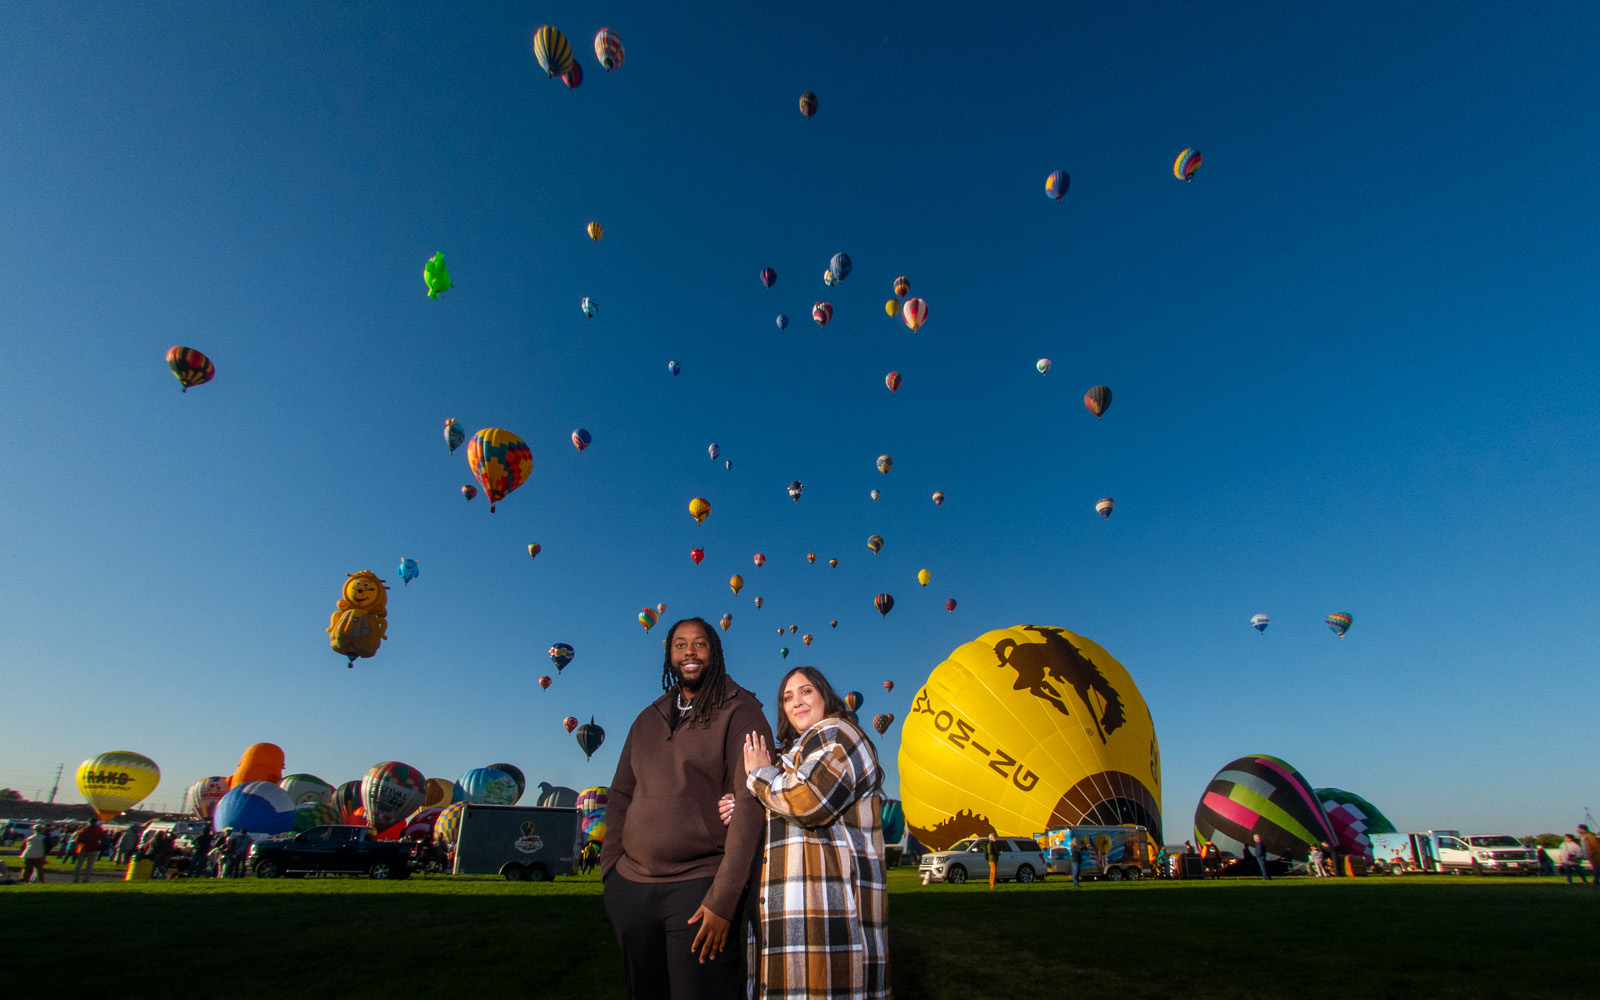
[745,717,891,999]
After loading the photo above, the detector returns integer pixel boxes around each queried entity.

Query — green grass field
[3,867,1595,998]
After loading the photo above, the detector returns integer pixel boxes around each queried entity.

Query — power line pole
[47,764,63,804]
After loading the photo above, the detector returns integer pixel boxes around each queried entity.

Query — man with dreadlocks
[602,616,774,1000]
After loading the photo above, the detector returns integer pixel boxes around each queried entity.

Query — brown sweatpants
[989,861,997,889]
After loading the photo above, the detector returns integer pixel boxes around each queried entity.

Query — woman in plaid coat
[742,665,892,999]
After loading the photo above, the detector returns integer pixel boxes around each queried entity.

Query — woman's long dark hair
[661,617,730,729]
[773,665,855,746]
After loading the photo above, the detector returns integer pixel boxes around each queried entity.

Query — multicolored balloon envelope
[467,428,533,513]
[1084,385,1112,419]
[213,781,296,834]
[581,297,597,319]
[456,767,519,806]
[561,61,583,89]
[639,608,659,631]
[487,763,526,803]
[292,802,342,833]
[872,713,894,735]
[874,593,894,617]
[760,268,776,289]
[689,497,711,524]
[1251,614,1270,633]
[165,346,214,392]
[550,643,575,673]
[1192,754,1337,863]
[333,780,364,823]
[532,25,574,77]
[1316,787,1397,861]
[812,301,832,327]
[720,614,732,631]
[1174,147,1202,182]
[362,761,427,831]
[593,27,623,70]
[403,806,445,839]
[729,574,744,594]
[1045,170,1069,201]
[434,801,467,850]
[900,625,1163,850]
[279,774,334,808]
[829,252,852,283]
[799,91,817,117]
[845,691,864,712]
[893,276,910,298]
[444,418,465,453]
[77,752,161,820]
[1096,497,1115,520]
[902,298,928,332]
[186,776,230,820]
[1326,612,1353,639]
[945,599,957,613]
[572,428,592,452]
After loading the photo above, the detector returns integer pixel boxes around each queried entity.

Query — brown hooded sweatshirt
[600,679,774,920]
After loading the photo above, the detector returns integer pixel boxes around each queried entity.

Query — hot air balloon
[434,801,467,850]
[689,497,711,524]
[874,593,894,618]
[327,571,389,667]
[885,299,900,317]
[900,624,1164,851]
[461,485,477,501]
[572,428,592,452]
[870,490,880,501]
[798,91,817,118]
[786,625,797,634]
[708,443,721,460]
[1316,787,1397,862]
[780,647,790,659]
[829,253,852,283]
[532,25,574,77]
[593,27,623,70]
[802,634,813,647]
[187,776,230,820]
[812,302,832,327]
[902,298,927,332]
[917,568,931,587]
[883,680,894,693]
[945,598,957,613]
[777,628,784,637]
[753,553,766,568]
[77,752,161,820]
[1037,358,1052,375]
[1326,612,1353,639]
[829,619,838,628]
[730,574,744,595]
[776,314,788,330]
[845,691,864,713]
[563,716,579,733]
[754,596,765,609]
[894,276,910,298]
[361,762,427,831]
[527,543,541,559]
[873,714,894,736]
[397,558,419,586]
[581,297,597,319]
[877,455,893,476]
[720,613,732,631]
[691,547,705,565]
[788,481,804,503]
[423,253,453,299]
[490,764,528,805]
[1045,170,1069,201]
[333,781,364,823]
[456,767,518,806]
[213,781,296,834]
[932,491,945,506]
[166,346,214,392]
[823,269,836,287]
[1251,614,1270,634]
[444,418,465,453]
[576,718,606,760]
[539,675,552,689]
[828,559,838,568]
[639,608,659,631]
[868,535,883,554]
[1194,754,1336,867]
[668,360,681,376]
[561,60,583,89]
[586,220,603,242]
[807,553,817,564]
[1084,385,1112,419]
[467,428,534,513]
[760,267,776,289]
[1174,147,1202,182]
[1096,497,1115,520]
[550,643,575,673]
[886,371,902,392]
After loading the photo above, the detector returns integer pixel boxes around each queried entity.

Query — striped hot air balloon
[572,428,592,452]
[885,371,902,392]
[1326,612,1353,639]
[893,276,910,298]
[798,91,817,118]
[760,267,776,289]
[812,301,832,327]
[165,346,214,392]
[1084,384,1112,419]
[638,608,659,631]
[874,593,894,618]
[1045,170,1069,201]
[593,28,624,71]
[1174,147,1202,182]
[1095,497,1115,520]
[902,298,927,332]
[532,25,574,78]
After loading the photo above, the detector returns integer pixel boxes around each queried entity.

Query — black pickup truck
[249,824,412,879]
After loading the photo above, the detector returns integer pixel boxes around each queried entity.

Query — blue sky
[2,2,1597,837]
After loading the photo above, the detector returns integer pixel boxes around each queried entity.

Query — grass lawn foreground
[2,868,1595,997]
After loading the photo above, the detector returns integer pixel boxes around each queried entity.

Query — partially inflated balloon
[467,428,533,513]
[333,781,364,823]
[397,558,419,586]
[812,302,832,327]
[77,752,161,820]
[550,643,575,673]
[403,806,445,839]
[279,774,334,808]
[1326,612,1353,639]
[881,799,906,844]
[1174,147,1202,182]
[293,802,342,833]
[165,347,214,392]
[423,252,453,299]
[902,298,927,332]
[874,593,894,617]
[362,761,427,831]
[533,25,574,77]
[799,92,817,118]
[690,497,711,524]
[456,767,518,806]
[435,801,467,850]
[213,781,295,834]
[187,777,230,820]
[231,743,285,788]
[593,28,624,70]
[1316,788,1397,860]
[444,418,465,453]
[422,777,455,809]
[488,763,526,803]
[1084,385,1112,419]
[1045,170,1069,201]
[572,428,591,452]
[900,625,1163,850]
[639,608,659,631]
[1193,755,1335,863]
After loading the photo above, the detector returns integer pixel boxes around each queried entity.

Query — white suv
[919,837,1047,884]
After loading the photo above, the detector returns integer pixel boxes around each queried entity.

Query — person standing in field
[1309,843,1325,877]
[1252,834,1270,880]
[601,616,773,1000]
[71,820,105,882]
[1578,826,1600,886]
[113,823,140,866]
[1070,836,1086,887]
[20,827,49,883]
[983,833,1001,889]
[741,664,890,999]
[1558,835,1586,884]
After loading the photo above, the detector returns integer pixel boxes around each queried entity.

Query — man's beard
[674,662,706,692]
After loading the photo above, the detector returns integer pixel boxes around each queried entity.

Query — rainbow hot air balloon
[813,301,832,327]
[576,718,606,760]
[461,485,477,501]
[760,267,776,289]
[77,752,161,820]
[165,346,215,392]
[1096,497,1115,520]
[932,491,945,506]
[873,714,894,735]
[730,574,744,594]
[845,691,864,713]
[917,568,931,587]
[561,60,583,89]
[527,543,541,559]
[1174,147,1202,182]
[444,418,465,453]
[720,613,732,631]
[874,593,894,618]
[593,28,624,70]
[877,455,893,476]
[1045,170,1069,201]
[753,553,766,569]
[639,608,659,631]
[868,535,883,554]
[806,553,817,564]
[776,314,788,330]
[689,497,711,524]
[572,428,592,452]
[581,297,597,319]
[1326,612,1353,639]
[467,428,533,513]
[798,91,817,118]
[550,643,575,673]
[883,680,894,693]
[902,298,927,332]
[691,547,705,564]
[893,276,910,298]
[1251,614,1270,634]
[886,371,902,392]
[587,221,603,242]
[1084,385,1112,419]
[397,558,419,586]
[533,25,574,77]
[945,598,957,613]
[423,253,453,298]
[1037,358,1051,375]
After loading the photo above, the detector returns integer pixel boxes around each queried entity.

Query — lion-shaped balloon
[328,570,389,667]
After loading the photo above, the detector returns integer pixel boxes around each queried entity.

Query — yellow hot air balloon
[885,299,900,318]
[917,568,931,587]
[689,497,711,524]
[77,751,161,820]
[899,625,1162,851]
[730,574,745,595]
[587,221,603,242]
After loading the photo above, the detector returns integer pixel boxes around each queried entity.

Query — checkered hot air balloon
[593,28,624,71]
[467,428,533,512]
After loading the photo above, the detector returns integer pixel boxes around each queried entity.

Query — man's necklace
[677,691,693,713]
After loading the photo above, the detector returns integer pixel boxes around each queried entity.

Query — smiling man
[601,616,774,1000]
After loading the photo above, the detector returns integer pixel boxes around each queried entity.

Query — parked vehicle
[1043,825,1152,881]
[1437,833,1539,875]
[1,819,41,844]
[918,837,1047,884]
[451,804,580,881]
[140,820,206,852]
[249,825,413,879]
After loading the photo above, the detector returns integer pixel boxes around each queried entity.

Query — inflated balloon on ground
[362,761,427,830]
[77,752,161,820]
[213,781,296,834]
[1316,787,1396,861]
[231,743,285,788]
[1192,754,1336,863]
[457,767,518,806]
[279,774,333,808]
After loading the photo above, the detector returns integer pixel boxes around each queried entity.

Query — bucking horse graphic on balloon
[993,626,1126,744]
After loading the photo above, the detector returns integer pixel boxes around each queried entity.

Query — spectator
[1309,843,1326,877]
[1252,833,1270,881]
[190,826,214,878]
[1070,836,1086,888]
[1579,826,1600,888]
[114,824,141,866]
[1558,835,1586,884]
[21,826,50,883]
[149,830,174,879]
[72,820,106,882]
[982,833,1001,890]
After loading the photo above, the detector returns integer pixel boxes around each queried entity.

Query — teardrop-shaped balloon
[893,276,910,298]
[789,625,798,634]
[760,267,777,289]
[807,553,817,564]
[874,593,894,618]
[877,455,893,476]
[945,598,957,613]
[166,346,215,392]
[593,27,624,71]
[885,371,902,392]
[799,91,817,118]
[563,716,579,734]
[870,489,880,501]
[872,713,894,736]
[730,574,744,595]
[549,643,575,673]
[1174,147,1202,182]
[720,614,732,631]
[572,428,592,452]
[1084,384,1112,419]
[917,568,930,587]
[1037,358,1051,375]
[902,298,928,332]
[780,647,789,658]
[830,619,838,628]
[828,559,838,569]
[581,297,597,319]
[1096,497,1115,520]
[812,301,833,327]
[776,314,789,330]
[885,299,900,318]
[708,443,721,461]
[754,596,764,609]
[638,608,659,631]
[668,360,682,376]
[444,418,465,453]
[829,252,852,283]
[587,220,603,242]
[802,634,813,646]
[868,535,883,554]
[691,547,705,565]
[689,497,711,524]
[657,602,667,616]
[845,691,864,713]
[1251,614,1270,633]
[461,485,477,501]
[539,675,552,689]
[1045,170,1069,201]
[883,681,894,693]
[753,553,766,568]
[527,542,541,559]
[532,25,574,78]
[467,428,534,513]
